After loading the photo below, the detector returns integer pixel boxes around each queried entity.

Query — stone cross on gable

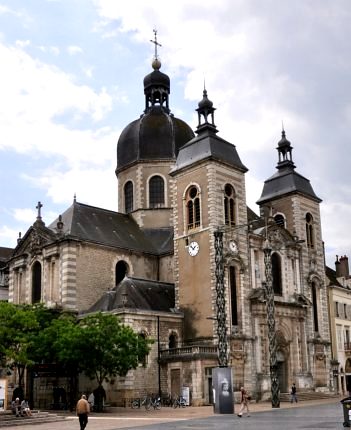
[36,201,43,220]
[150,28,161,59]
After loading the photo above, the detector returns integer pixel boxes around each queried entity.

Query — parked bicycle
[131,395,151,410]
[149,394,161,410]
[172,395,186,408]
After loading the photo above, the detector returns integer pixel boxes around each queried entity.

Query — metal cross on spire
[150,28,161,59]
[36,201,43,220]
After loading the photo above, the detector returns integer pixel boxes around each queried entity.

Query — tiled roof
[86,276,175,313]
[49,201,173,255]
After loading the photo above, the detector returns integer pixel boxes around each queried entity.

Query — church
[6,39,331,406]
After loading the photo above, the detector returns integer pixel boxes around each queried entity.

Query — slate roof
[257,166,321,205]
[170,128,248,175]
[0,247,13,268]
[0,247,13,262]
[325,265,343,287]
[86,276,175,313]
[49,201,173,256]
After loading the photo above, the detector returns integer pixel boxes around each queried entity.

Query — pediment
[266,225,295,251]
[13,223,56,258]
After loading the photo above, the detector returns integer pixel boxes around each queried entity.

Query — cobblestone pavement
[0,397,345,430]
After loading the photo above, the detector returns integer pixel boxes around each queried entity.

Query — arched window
[274,214,285,228]
[186,186,201,230]
[311,281,319,333]
[149,175,165,208]
[224,184,236,226]
[115,260,128,286]
[32,261,42,303]
[272,253,282,296]
[305,213,315,249]
[124,181,133,213]
[169,332,178,349]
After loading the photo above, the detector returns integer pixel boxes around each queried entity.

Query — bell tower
[257,130,330,387]
[170,88,249,345]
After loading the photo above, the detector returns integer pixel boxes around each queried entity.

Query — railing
[344,342,351,351]
[159,345,218,361]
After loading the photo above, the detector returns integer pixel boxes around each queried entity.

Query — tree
[64,313,151,384]
[0,302,40,386]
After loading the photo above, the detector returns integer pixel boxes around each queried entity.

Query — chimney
[336,255,350,278]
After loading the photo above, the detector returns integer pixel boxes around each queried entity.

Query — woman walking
[237,386,250,417]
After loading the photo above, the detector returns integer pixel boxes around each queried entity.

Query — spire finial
[150,28,162,60]
[73,193,76,203]
[281,120,285,137]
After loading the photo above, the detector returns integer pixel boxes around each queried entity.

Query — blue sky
[0,0,350,268]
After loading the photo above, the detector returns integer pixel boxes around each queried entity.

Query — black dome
[117,107,195,173]
[143,69,170,93]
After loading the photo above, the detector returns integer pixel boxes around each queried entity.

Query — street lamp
[263,238,280,408]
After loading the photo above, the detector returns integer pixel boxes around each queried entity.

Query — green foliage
[64,313,152,385]
[0,302,55,383]
[0,303,152,387]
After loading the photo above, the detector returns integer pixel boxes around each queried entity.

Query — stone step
[0,411,67,427]
[279,391,339,402]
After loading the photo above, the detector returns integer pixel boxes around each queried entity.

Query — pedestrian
[20,399,32,416]
[290,383,298,403]
[88,392,95,411]
[76,394,90,430]
[237,386,250,417]
[11,397,21,417]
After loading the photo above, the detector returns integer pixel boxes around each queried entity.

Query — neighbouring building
[327,255,351,395]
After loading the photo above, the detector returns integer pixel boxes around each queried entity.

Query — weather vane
[150,28,161,60]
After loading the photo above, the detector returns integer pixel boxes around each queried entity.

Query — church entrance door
[170,368,181,397]
[277,350,288,392]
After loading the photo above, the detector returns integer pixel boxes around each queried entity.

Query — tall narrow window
[224,184,236,226]
[229,266,238,326]
[311,281,319,333]
[271,253,282,295]
[169,333,177,349]
[305,213,315,249]
[32,261,42,303]
[186,186,201,230]
[115,260,128,286]
[149,175,165,208]
[124,181,133,213]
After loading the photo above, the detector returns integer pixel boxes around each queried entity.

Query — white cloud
[0,42,115,158]
[13,208,36,223]
[67,45,83,56]
[15,39,30,48]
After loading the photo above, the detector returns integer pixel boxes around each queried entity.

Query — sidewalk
[0,397,343,430]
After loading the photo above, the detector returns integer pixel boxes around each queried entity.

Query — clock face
[229,240,238,253]
[188,241,200,256]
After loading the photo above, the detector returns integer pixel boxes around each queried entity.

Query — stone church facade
[7,50,331,406]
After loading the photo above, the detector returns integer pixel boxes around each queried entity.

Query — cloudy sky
[0,0,350,268]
